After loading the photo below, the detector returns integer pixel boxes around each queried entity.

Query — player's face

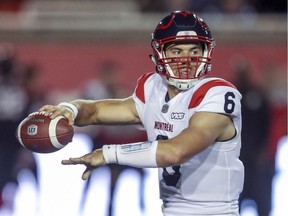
[164,43,203,79]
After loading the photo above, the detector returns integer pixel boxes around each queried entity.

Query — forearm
[102,139,187,168]
[70,97,140,126]
[70,99,99,126]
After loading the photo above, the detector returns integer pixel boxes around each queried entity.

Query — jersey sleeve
[189,79,242,117]
[132,72,155,123]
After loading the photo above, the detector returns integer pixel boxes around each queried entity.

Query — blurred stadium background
[0,0,286,216]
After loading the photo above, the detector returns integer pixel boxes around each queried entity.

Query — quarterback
[40,11,244,215]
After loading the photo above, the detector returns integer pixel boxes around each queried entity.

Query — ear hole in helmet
[157,65,164,72]
[152,40,160,50]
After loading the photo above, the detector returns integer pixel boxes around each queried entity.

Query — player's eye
[190,49,201,56]
[170,48,181,55]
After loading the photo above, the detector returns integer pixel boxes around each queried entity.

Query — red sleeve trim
[135,72,154,103]
[189,79,236,109]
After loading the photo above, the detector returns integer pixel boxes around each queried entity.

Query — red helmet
[151,11,215,90]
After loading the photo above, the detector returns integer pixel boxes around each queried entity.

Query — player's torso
[133,73,244,215]
[143,85,192,142]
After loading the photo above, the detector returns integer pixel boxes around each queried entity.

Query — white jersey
[132,73,244,215]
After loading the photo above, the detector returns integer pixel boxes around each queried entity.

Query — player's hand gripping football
[39,105,75,125]
[61,149,106,180]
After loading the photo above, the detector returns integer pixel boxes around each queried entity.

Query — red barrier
[12,41,287,91]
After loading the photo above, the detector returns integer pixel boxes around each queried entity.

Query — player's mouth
[178,66,195,79]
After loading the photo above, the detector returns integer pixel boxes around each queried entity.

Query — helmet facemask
[151,36,214,90]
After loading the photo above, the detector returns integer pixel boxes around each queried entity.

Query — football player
[40,11,244,216]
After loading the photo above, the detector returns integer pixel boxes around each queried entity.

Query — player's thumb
[82,167,93,180]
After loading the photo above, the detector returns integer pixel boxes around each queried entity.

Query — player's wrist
[58,102,79,119]
[102,145,118,164]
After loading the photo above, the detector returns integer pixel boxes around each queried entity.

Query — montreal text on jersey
[154,121,174,132]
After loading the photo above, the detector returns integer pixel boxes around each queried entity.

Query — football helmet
[151,11,215,90]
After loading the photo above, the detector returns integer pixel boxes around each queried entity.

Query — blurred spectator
[80,60,147,216]
[262,63,287,157]
[0,42,39,214]
[22,63,47,114]
[262,63,287,213]
[231,59,271,216]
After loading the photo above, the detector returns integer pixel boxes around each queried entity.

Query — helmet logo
[176,31,197,37]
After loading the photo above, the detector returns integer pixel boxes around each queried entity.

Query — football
[16,112,74,153]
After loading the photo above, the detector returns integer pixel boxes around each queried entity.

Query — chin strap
[149,54,157,65]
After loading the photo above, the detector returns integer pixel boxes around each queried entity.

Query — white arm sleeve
[102,141,158,168]
[58,102,79,119]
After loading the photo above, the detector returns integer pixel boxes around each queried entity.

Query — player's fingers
[50,107,75,124]
[38,105,59,117]
[67,118,75,126]
[39,104,55,112]
[38,104,51,112]
[49,107,66,119]
[39,105,74,124]
[82,167,94,180]
[61,157,84,165]
[64,114,75,126]
[61,159,74,165]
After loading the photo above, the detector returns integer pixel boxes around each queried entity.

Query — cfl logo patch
[27,125,38,136]
[170,112,185,120]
